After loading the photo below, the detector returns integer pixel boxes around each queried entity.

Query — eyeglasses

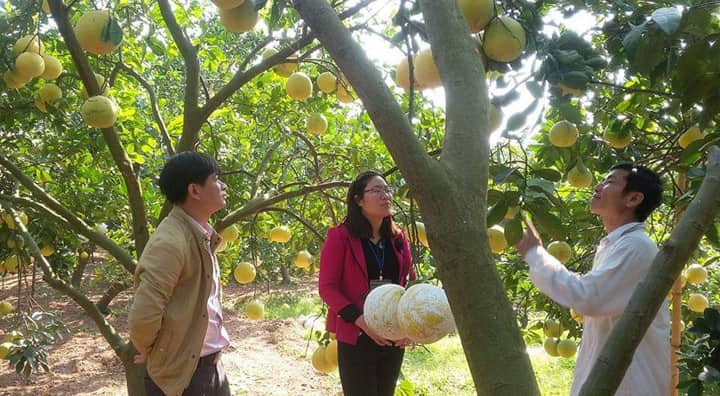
[364,186,395,196]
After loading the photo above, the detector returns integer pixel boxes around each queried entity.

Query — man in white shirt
[515,164,669,396]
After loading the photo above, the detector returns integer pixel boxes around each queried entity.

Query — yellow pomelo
[405,221,429,248]
[482,16,526,63]
[75,10,123,55]
[679,126,705,149]
[396,283,455,344]
[35,97,48,113]
[15,52,45,79]
[81,95,118,128]
[549,120,578,147]
[459,0,494,32]
[219,0,258,33]
[567,161,593,188]
[543,337,559,357]
[364,284,407,340]
[80,251,89,260]
[557,339,577,358]
[269,225,291,243]
[294,250,312,269]
[395,56,429,91]
[415,48,441,89]
[336,80,354,103]
[316,71,337,93]
[245,299,265,319]
[80,73,108,99]
[13,35,45,56]
[40,244,55,257]
[211,0,245,9]
[40,54,63,80]
[553,82,583,97]
[685,264,707,285]
[42,0,51,14]
[543,319,562,338]
[687,293,709,313]
[38,83,62,106]
[3,70,30,89]
[234,261,256,284]
[0,301,14,315]
[220,224,239,243]
[285,72,313,100]
[0,342,13,359]
[4,255,20,274]
[487,224,507,253]
[311,345,337,373]
[603,130,632,149]
[547,241,572,264]
[325,340,338,366]
[306,113,328,135]
[2,331,21,343]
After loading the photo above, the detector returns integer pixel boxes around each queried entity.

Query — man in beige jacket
[128,151,231,396]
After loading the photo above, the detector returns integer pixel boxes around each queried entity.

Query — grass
[399,336,575,395]
[253,287,575,394]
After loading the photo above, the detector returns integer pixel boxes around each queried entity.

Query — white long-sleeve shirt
[524,222,670,396]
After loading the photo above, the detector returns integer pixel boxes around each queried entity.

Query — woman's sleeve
[318,227,356,316]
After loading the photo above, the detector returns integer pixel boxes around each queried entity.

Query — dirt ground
[0,273,342,396]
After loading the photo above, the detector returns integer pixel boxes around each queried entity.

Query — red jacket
[318,224,415,345]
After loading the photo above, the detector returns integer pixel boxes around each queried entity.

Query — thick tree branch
[580,146,720,395]
[157,0,201,152]
[0,156,137,273]
[217,181,347,230]
[47,0,150,254]
[2,204,126,356]
[293,0,435,194]
[418,0,489,190]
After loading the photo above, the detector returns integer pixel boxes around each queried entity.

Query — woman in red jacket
[319,171,416,396]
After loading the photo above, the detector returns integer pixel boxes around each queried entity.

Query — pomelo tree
[0,0,719,395]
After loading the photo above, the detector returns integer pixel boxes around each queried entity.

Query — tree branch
[293,0,435,196]
[47,0,150,254]
[216,181,348,230]
[0,155,137,273]
[1,204,126,356]
[156,0,201,152]
[580,146,720,396]
[118,62,174,155]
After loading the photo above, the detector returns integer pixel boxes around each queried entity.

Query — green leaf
[622,21,647,54]
[704,223,720,248]
[102,16,124,46]
[506,113,527,132]
[555,101,583,124]
[531,168,562,182]
[651,7,682,36]
[526,81,543,98]
[504,217,523,246]
[487,201,508,227]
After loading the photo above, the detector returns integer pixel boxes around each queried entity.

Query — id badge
[369,279,391,291]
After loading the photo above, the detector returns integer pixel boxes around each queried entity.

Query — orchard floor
[0,275,342,396]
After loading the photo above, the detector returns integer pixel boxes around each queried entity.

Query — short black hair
[610,163,663,221]
[158,152,220,204]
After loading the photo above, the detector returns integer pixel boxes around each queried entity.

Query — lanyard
[366,239,386,280]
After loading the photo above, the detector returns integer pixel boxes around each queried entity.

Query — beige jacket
[128,206,223,396]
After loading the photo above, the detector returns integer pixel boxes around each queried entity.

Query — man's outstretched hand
[514,215,543,257]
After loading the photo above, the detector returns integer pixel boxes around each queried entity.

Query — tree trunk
[294,1,540,394]
[280,262,291,286]
[580,146,720,395]
[119,343,147,396]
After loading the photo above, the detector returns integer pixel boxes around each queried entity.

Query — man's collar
[604,221,645,244]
